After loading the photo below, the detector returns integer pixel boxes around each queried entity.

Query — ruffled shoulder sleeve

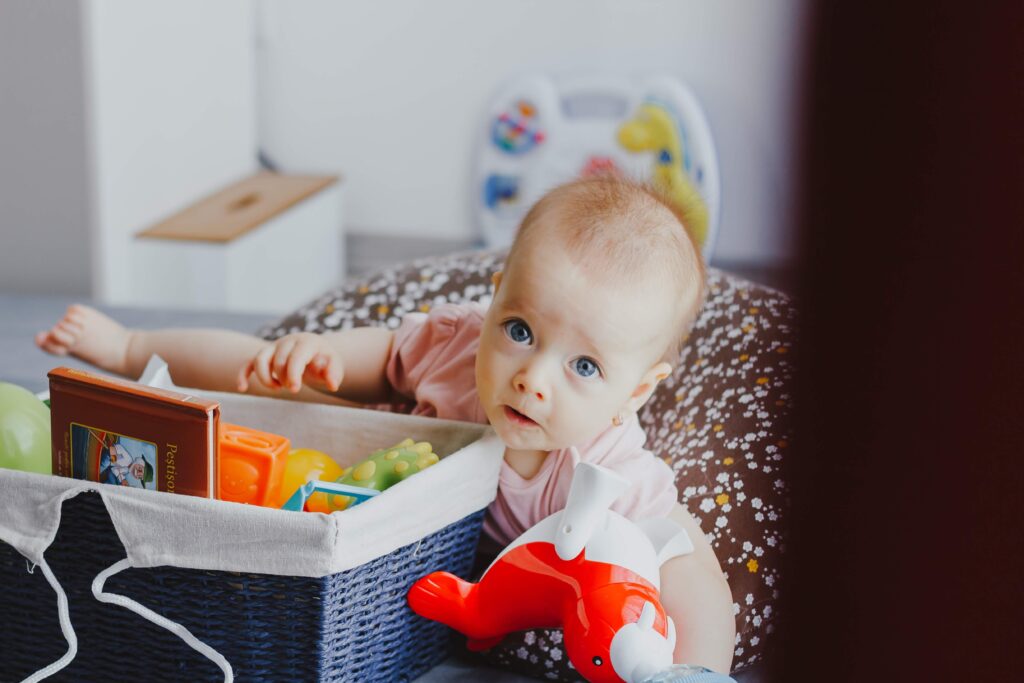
[385,302,485,404]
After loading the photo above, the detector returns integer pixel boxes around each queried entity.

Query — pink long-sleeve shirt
[385,302,678,545]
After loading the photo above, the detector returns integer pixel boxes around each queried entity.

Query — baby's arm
[34,304,385,405]
[660,503,735,672]
[120,327,339,403]
[122,326,355,404]
[240,327,396,404]
[35,305,286,395]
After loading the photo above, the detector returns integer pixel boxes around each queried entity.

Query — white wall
[0,0,805,300]
[0,0,256,300]
[0,0,92,295]
[86,0,257,303]
[257,0,806,266]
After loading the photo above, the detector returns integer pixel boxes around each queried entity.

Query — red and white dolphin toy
[408,460,695,683]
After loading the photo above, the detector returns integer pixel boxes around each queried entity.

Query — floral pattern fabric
[260,250,795,678]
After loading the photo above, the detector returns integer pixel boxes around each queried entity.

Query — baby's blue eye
[504,319,532,345]
[572,357,600,378]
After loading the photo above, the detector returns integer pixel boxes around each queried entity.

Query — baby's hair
[505,175,707,364]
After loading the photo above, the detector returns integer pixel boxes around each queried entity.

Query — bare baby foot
[35,304,133,376]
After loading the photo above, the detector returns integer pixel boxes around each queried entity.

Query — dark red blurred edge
[775,2,1024,680]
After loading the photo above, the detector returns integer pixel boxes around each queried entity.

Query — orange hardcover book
[48,366,220,498]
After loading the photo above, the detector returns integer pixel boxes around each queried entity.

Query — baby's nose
[514,377,546,402]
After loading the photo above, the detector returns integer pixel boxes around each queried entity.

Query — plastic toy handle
[280,480,380,512]
[554,459,631,561]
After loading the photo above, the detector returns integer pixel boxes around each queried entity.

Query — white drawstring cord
[91,559,234,683]
[20,558,77,683]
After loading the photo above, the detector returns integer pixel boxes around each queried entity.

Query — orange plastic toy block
[218,422,290,506]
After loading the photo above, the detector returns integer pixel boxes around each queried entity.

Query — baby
[36,175,735,672]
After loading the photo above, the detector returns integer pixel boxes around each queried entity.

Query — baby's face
[476,238,676,452]
[129,460,146,480]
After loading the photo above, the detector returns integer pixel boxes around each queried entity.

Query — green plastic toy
[0,381,52,475]
[326,438,440,511]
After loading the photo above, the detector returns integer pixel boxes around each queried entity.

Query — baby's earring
[612,413,624,427]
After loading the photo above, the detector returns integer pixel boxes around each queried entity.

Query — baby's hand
[238,333,344,394]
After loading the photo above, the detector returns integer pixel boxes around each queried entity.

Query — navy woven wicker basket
[0,492,485,682]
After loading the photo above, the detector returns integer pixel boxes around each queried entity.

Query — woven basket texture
[0,492,485,682]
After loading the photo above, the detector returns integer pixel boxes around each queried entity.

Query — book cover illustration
[49,366,220,498]
[71,424,157,490]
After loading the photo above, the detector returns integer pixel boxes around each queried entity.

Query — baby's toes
[55,322,83,349]
[57,318,83,337]
[64,306,85,326]
[48,323,79,349]
[64,303,98,325]
[66,303,91,317]
[35,330,69,355]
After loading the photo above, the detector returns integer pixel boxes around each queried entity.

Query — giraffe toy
[618,102,710,250]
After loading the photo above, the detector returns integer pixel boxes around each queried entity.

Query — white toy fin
[610,599,676,682]
[638,601,656,630]
[554,459,631,561]
[636,517,695,566]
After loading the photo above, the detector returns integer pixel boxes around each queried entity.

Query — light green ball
[0,382,51,474]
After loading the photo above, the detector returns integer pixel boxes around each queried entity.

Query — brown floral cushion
[260,250,795,677]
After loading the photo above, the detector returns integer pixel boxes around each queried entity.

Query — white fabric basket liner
[0,391,503,579]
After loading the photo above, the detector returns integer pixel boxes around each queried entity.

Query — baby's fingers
[305,353,343,392]
[284,342,318,392]
[321,354,344,392]
[252,344,280,389]
[270,338,298,386]
[237,358,257,392]
[237,360,251,391]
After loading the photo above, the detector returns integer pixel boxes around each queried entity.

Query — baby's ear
[624,362,673,413]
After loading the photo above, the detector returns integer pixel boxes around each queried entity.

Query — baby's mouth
[503,405,539,428]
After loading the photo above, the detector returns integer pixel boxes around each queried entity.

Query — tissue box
[0,393,502,682]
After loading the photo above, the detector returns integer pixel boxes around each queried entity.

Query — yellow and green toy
[275,448,344,512]
[326,438,440,512]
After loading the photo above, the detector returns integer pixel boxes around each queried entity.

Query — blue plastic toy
[281,480,380,512]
